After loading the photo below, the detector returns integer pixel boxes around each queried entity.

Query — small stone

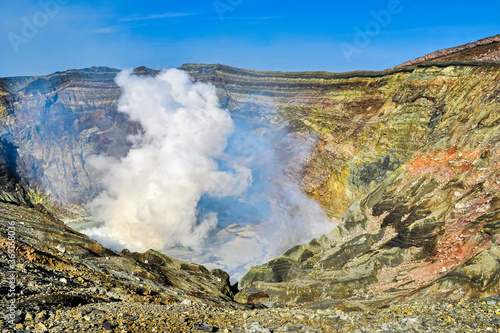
[56,244,66,253]
[36,311,49,322]
[35,323,48,331]
[407,317,418,325]
[193,322,214,332]
[263,301,279,309]
[122,314,139,321]
[294,314,307,322]
[59,278,67,284]
[245,323,271,333]
[468,322,479,329]
[103,321,113,331]
[181,299,192,306]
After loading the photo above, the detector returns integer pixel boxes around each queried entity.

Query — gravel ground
[4,296,500,332]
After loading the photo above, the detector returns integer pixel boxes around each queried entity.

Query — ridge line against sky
[1,0,499,77]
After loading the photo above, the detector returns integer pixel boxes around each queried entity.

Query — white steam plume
[84,69,251,251]
[84,69,332,280]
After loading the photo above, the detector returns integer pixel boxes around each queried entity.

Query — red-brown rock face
[390,34,500,69]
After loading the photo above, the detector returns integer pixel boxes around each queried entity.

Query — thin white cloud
[119,12,197,22]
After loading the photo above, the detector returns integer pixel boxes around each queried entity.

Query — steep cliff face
[181,62,498,220]
[235,63,500,308]
[0,67,142,211]
[0,86,31,206]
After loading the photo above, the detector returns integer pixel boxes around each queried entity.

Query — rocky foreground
[5,292,500,332]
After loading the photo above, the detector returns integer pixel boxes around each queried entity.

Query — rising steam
[84,69,331,280]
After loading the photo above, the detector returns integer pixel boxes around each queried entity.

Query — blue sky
[1,0,499,77]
